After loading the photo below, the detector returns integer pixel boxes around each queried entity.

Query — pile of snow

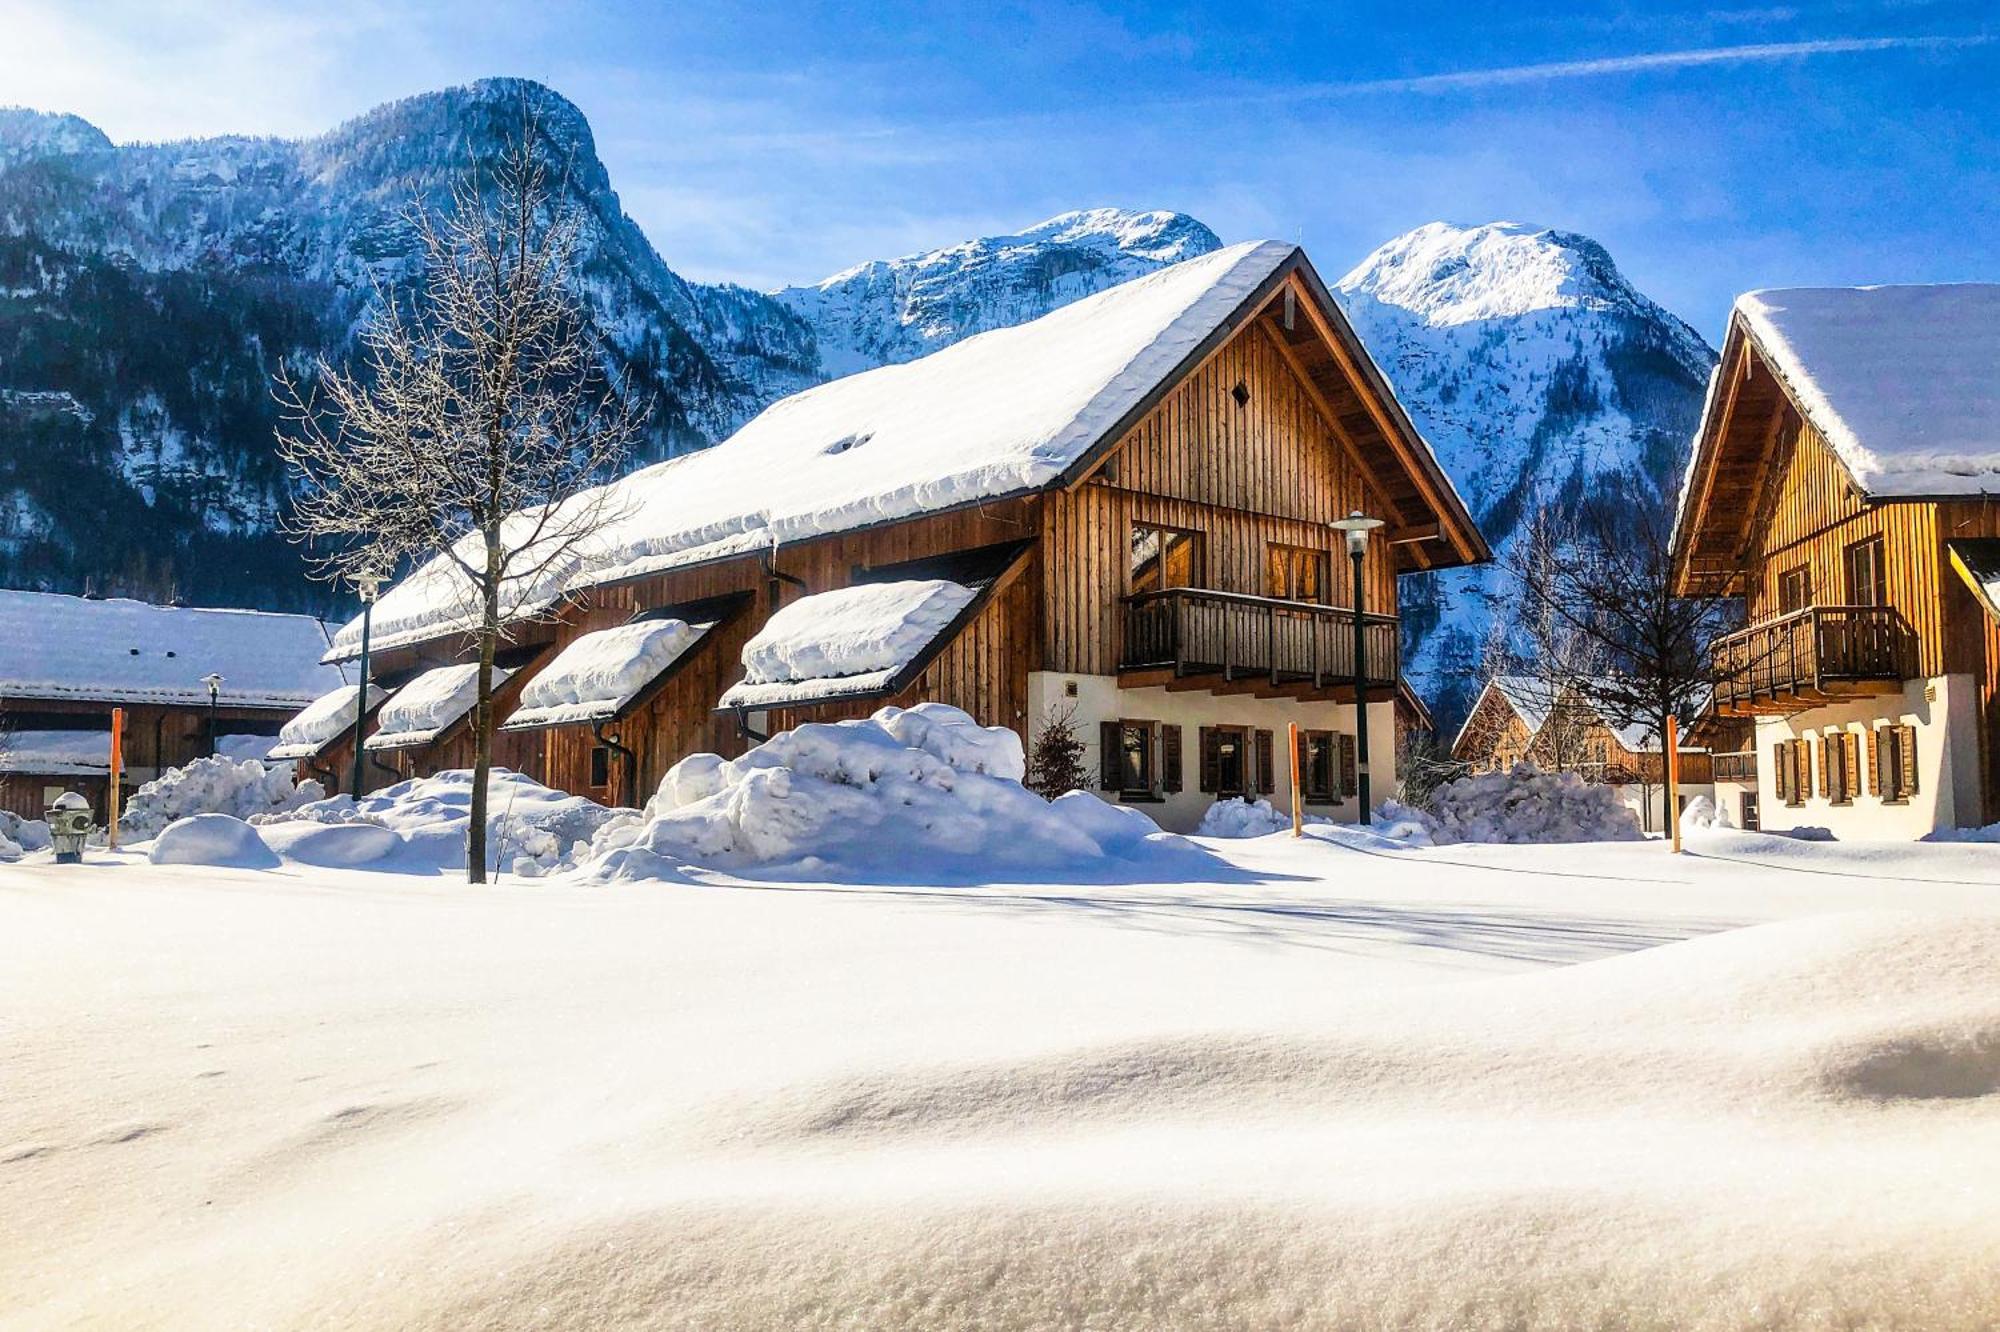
[265,769,624,876]
[0,829,21,862]
[1393,763,1644,845]
[586,703,1186,880]
[269,682,385,760]
[364,664,504,751]
[148,813,281,869]
[719,580,974,709]
[0,810,51,852]
[215,733,280,764]
[1679,794,1730,830]
[119,755,325,841]
[1195,797,1329,838]
[506,618,706,729]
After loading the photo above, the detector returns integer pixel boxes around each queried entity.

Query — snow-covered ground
[5,828,2000,1328]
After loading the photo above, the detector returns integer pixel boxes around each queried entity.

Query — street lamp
[348,566,386,800]
[201,672,224,758]
[1330,510,1385,816]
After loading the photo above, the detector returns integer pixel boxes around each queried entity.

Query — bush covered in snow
[585,703,1185,880]
[1387,763,1644,845]
[1195,797,1329,838]
[120,756,325,842]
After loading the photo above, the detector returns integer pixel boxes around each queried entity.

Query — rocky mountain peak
[0,108,113,169]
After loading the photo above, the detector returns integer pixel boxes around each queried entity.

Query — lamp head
[352,566,386,604]
[1330,509,1384,556]
[201,671,224,696]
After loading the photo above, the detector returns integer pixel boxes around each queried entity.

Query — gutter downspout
[592,719,640,809]
[730,703,767,747]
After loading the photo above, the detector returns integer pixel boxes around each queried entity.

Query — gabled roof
[1674,283,2000,593]
[0,590,344,709]
[364,664,506,752]
[269,682,388,762]
[329,242,1485,662]
[501,594,750,732]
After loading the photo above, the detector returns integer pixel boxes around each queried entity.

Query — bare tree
[276,108,643,882]
[1487,503,1608,777]
[1504,483,1733,785]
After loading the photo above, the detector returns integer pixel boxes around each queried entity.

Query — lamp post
[1330,510,1384,816]
[201,672,224,758]
[348,567,385,800]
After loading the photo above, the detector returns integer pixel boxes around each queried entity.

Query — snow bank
[0,830,21,862]
[120,755,325,841]
[0,810,51,852]
[148,814,281,869]
[585,703,1188,880]
[1195,797,1328,838]
[0,729,111,775]
[507,618,705,728]
[719,580,974,709]
[215,733,279,764]
[364,664,505,751]
[270,682,385,759]
[1394,763,1644,844]
[266,769,623,876]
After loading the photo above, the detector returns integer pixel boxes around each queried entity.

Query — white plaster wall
[1614,781,1717,835]
[1029,671,1396,832]
[1751,673,1981,839]
[1711,779,1760,830]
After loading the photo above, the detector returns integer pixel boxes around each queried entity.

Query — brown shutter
[1866,727,1881,796]
[1100,721,1122,791]
[1843,732,1860,802]
[1815,738,1829,799]
[1899,724,1918,797]
[1254,729,1275,796]
[1161,724,1183,793]
[1773,742,1790,802]
[1339,733,1357,800]
[1199,726,1219,794]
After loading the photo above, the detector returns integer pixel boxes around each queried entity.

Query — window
[1266,544,1332,604]
[1777,564,1814,614]
[1304,730,1337,802]
[1740,792,1760,831]
[1129,524,1202,594]
[1773,738,1810,807]
[588,745,611,787]
[1822,731,1858,805]
[1844,537,1886,607]
[1100,720,1181,801]
[1199,725,1249,797]
[1873,723,1918,802]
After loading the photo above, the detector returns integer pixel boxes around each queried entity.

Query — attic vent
[165,650,177,658]
[824,431,872,456]
[128,647,139,655]
[1230,381,1251,409]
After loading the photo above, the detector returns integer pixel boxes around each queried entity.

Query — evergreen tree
[1027,707,1090,799]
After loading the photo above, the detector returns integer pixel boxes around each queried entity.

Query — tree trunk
[467,532,502,884]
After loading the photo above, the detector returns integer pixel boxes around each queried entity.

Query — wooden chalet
[0,590,344,820]
[317,242,1487,831]
[1673,283,2000,836]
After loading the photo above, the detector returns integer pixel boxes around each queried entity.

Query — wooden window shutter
[1866,727,1881,796]
[1815,738,1830,799]
[1161,724,1183,793]
[1899,724,1919,797]
[1255,729,1275,795]
[1843,732,1860,801]
[1339,733,1357,799]
[1099,721,1122,791]
[1773,742,1790,802]
[1199,726,1220,794]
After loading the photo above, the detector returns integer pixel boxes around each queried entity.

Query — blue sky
[2,0,1994,335]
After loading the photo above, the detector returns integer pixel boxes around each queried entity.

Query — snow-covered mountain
[773,209,1220,375]
[1334,221,1717,731]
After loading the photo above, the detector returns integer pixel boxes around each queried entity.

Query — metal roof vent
[824,431,872,456]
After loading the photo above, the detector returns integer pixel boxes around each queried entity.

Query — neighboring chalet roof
[1946,539,2000,621]
[1453,674,1703,760]
[0,590,345,709]
[328,241,1487,663]
[502,594,751,732]
[364,664,509,752]
[1674,283,2000,593]
[0,729,112,776]
[268,683,388,762]
[1393,677,1435,734]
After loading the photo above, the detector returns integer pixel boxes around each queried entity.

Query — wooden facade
[342,251,1488,817]
[1674,303,2000,827]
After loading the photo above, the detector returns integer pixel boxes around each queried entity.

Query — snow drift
[586,703,1186,881]
[120,755,324,841]
[148,813,281,869]
[1196,797,1329,838]
[1391,763,1644,844]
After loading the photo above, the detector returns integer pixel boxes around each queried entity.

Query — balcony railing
[1122,587,1398,689]
[1711,605,1913,715]
[1712,750,1758,782]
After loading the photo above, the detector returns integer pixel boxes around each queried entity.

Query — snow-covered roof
[1736,284,2000,496]
[269,683,387,761]
[1491,676,1562,734]
[504,616,718,731]
[364,664,507,752]
[0,590,345,708]
[0,729,112,776]
[719,580,977,710]
[329,241,1304,661]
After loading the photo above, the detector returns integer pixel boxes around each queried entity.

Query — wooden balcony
[1712,749,1758,782]
[1120,587,1398,699]
[1711,605,1914,717]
